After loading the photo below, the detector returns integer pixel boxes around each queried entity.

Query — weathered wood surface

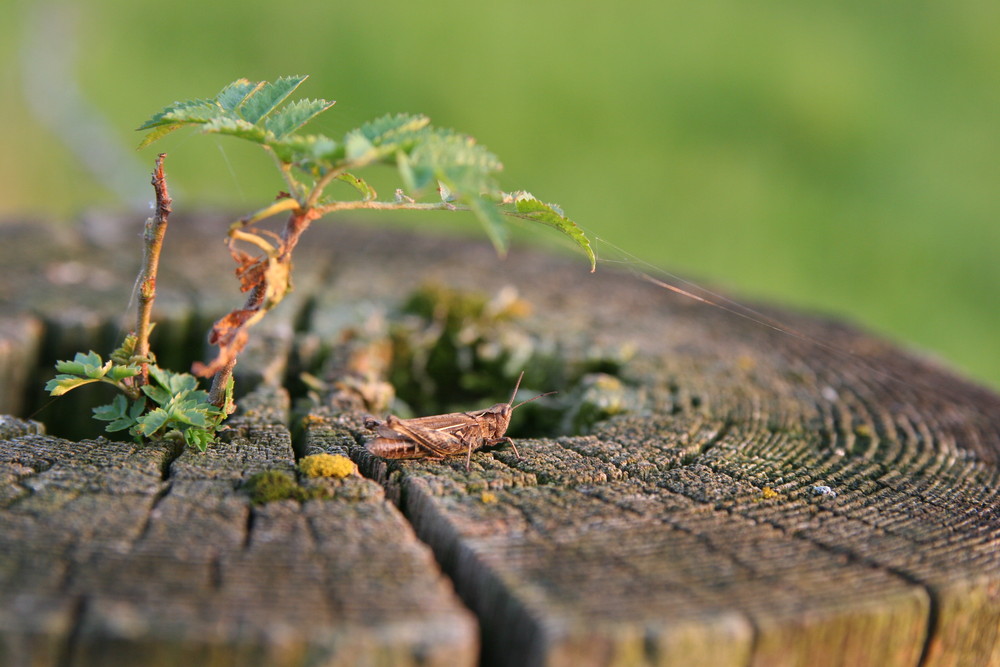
[1,213,1000,666]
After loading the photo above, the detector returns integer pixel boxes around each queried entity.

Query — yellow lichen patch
[300,413,328,427]
[480,491,499,504]
[760,486,780,500]
[247,470,299,504]
[299,453,357,479]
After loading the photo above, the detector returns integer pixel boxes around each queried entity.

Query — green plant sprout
[47,74,594,450]
[45,338,232,451]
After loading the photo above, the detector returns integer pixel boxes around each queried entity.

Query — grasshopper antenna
[508,371,525,406]
[509,371,557,410]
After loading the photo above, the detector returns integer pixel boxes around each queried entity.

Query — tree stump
[1,213,998,667]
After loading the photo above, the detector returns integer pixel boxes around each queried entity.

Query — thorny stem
[135,153,172,389]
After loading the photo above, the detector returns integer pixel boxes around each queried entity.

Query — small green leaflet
[184,428,215,452]
[149,365,198,395]
[265,98,337,140]
[54,351,108,378]
[140,383,172,406]
[46,376,102,396]
[336,173,377,201]
[268,134,340,167]
[93,395,146,432]
[46,351,140,396]
[136,408,171,436]
[351,113,431,146]
[344,113,431,164]
[199,117,269,145]
[137,75,333,152]
[506,192,596,271]
[239,75,308,124]
[216,78,262,112]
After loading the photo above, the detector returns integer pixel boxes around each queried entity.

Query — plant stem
[313,199,461,216]
[203,197,465,407]
[305,167,347,208]
[208,356,237,410]
[135,153,172,388]
[206,206,318,409]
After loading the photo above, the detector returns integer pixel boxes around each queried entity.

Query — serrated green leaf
[169,397,211,420]
[465,195,509,257]
[136,408,170,436]
[184,389,213,406]
[45,376,100,396]
[264,98,336,140]
[336,172,377,201]
[509,196,596,271]
[54,357,87,377]
[268,133,340,166]
[69,351,104,373]
[137,98,233,148]
[56,351,112,380]
[348,113,431,146]
[149,365,199,395]
[353,113,431,144]
[106,418,139,433]
[405,130,502,197]
[238,75,308,124]
[217,78,262,111]
[184,428,214,452]
[148,365,170,390]
[94,396,146,433]
[107,365,140,382]
[201,117,270,144]
[138,99,224,130]
[172,407,209,428]
[94,395,142,433]
[110,334,139,365]
[141,383,172,406]
[170,373,199,395]
[92,395,129,422]
[137,123,184,149]
[343,113,430,165]
[130,397,148,419]
[344,133,375,162]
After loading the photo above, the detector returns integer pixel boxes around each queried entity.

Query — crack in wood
[55,595,86,667]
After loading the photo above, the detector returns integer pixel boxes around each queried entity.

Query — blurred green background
[2,0,998,388]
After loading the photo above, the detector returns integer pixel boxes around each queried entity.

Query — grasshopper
[364,372,554,470]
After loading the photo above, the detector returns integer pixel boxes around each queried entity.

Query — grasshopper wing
[380,415,466,458]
